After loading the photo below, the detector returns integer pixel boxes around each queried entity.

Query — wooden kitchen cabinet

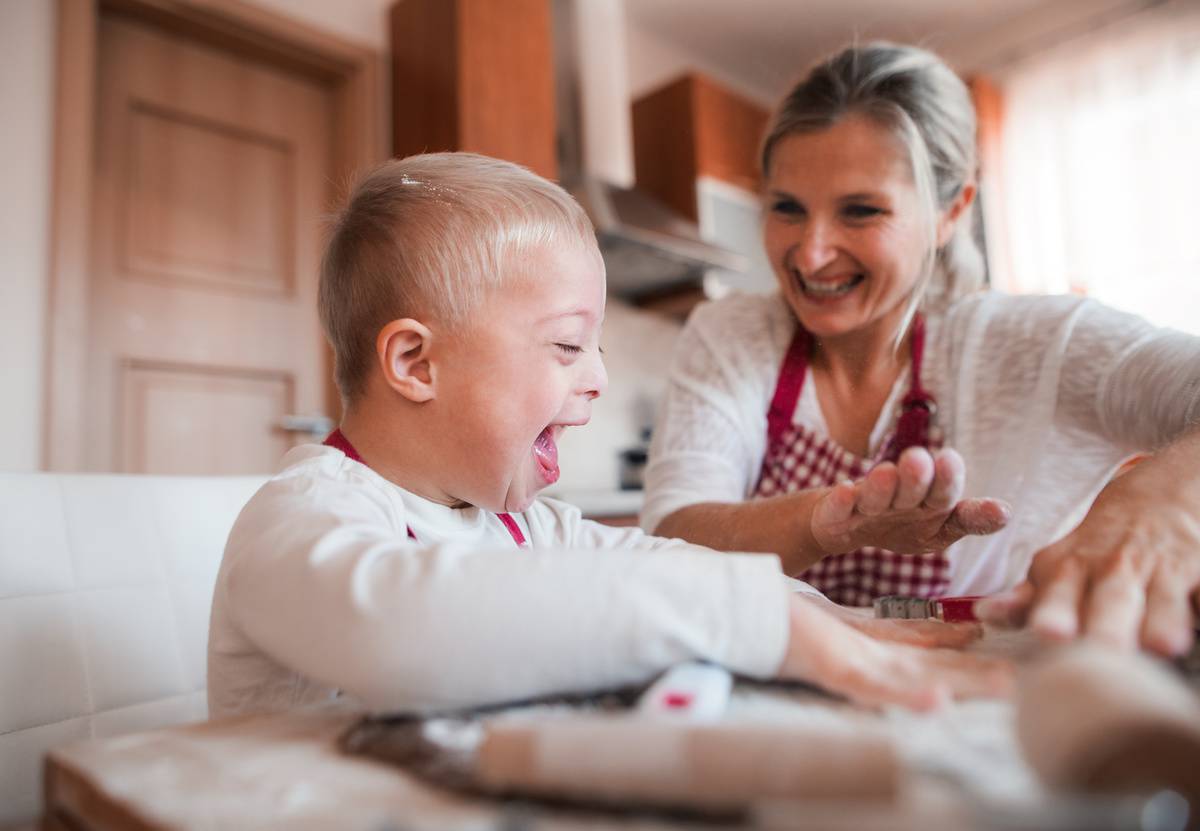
[632,74,775,318]
[389,0,557,180]
[631,73,770,223]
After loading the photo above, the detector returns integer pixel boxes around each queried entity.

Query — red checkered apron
[752,315,950,606]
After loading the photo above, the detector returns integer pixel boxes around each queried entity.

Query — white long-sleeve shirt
[207,444,795,718]
[643,291,1200,596]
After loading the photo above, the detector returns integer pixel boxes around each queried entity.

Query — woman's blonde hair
[762,42,985,318]
[319,152,598,404]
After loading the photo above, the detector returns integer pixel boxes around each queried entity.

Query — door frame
[44,0,385,470]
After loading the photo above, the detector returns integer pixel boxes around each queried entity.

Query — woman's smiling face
[763,113,934,343]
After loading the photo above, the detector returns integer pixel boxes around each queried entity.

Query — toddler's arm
[221,479,787,712]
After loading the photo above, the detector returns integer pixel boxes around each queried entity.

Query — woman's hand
[652,447,1009,576]
[776,594,1012,710]
[811,447,1011,556]
[976,436,1200,657]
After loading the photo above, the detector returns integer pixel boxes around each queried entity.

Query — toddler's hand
[811,447,1010,556]
[818,598,983,648]
[777,595,1012,710]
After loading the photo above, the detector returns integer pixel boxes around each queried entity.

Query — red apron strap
[881,314,936,463]
[323,428,364,464]
[322,428,524,547]
[766,325,812,443]
[497,513,529,547]
[764,315,936,461]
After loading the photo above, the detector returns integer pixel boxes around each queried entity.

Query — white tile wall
[170,580,220,691]
[77,586,189,712]
[0,473,264,827]
[0,478,73,599]
[153,478,253,585]
[61,478,166,589]
[0,596,90,734]
[91,692,208,739]
[0,717,91,827]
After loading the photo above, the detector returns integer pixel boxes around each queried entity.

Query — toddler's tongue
[533,427,560,484]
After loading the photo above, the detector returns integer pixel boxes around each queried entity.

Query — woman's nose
[792,219,837,276]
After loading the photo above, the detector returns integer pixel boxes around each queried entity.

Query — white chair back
[0,473,263,826]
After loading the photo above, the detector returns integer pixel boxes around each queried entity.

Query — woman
[642,42,1200,657]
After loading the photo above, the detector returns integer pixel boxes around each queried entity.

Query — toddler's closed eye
[554,343,583,355]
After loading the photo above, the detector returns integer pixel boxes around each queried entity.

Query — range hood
[551,0,747,298]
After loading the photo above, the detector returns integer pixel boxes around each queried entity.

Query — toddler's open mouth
[533,426,560,485]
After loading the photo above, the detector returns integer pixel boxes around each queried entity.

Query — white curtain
[987,0,1200,334]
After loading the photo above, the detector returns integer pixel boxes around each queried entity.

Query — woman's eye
[770,198,804,216]
[843,204,882,219]
[554,343,583,355]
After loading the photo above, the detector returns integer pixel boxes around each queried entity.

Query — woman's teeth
[798,273,865,298]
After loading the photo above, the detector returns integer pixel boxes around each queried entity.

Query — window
[985,1,1200,334]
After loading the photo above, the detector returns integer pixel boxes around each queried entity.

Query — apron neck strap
[881,314,935,463]
[323,428,364,464]
[766,315,935,457]
[766,325,812,443]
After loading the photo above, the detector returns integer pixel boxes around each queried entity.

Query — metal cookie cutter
[873,595,983,622]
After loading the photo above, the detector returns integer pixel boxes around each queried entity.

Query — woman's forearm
[653,491,830,576]
[653,448,1011,578]
[979,424,1200,655]
[1128,423,1200,506]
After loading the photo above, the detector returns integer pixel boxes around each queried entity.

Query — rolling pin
[1016,645,1200,805]
[477,713,899,809]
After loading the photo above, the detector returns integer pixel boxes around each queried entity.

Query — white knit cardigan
[643,291,1200,595]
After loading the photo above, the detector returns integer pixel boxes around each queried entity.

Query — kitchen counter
[545,487,644,520]
[40,630,1062,831]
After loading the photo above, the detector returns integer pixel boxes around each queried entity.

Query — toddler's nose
[580,351,608,400]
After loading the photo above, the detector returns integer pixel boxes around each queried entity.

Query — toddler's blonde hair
[319,152,598,403]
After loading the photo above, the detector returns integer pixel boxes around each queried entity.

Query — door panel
[119,361,292,474]
[89,15,333,474]
[124,103,294,294]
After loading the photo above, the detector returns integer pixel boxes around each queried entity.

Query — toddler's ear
[377,319,436,403]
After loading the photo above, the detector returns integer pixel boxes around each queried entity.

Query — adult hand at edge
[976,435,1200,657]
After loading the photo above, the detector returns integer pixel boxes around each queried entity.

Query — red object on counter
[663,692,695,709]
[937,596,985,623]
[873,594,987,622]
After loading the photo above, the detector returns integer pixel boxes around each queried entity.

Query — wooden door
[86,14,334,474]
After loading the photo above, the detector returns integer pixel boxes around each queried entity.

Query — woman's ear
[376,319,436,403]
[936,181,978,248]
